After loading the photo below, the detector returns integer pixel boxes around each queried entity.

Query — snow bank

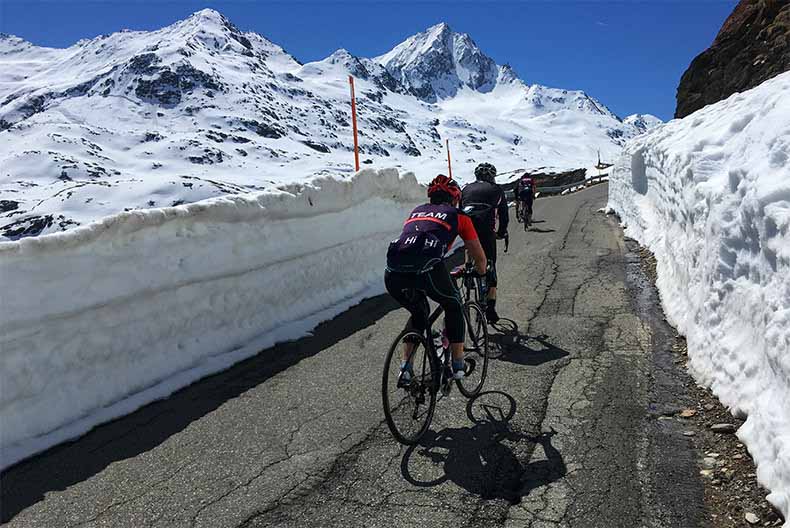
[0,168,423,468]
[608,71,790,521]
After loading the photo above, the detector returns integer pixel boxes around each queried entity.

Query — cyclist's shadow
[399,391,566,504]
[488,318,569,366]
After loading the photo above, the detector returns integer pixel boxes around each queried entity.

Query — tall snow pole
[446,139,453,179]
[349,75,360,172]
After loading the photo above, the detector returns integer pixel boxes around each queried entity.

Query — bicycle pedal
[464,358,477,376]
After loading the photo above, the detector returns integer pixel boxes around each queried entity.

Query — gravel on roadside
[636,246,784,528]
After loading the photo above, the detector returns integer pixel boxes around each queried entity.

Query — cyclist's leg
[477,231,500,322]
[479,231,497,300]
[526,197,534,223]
[385,271,430,363]
[424,265,465,371]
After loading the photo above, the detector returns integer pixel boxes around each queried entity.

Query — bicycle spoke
[382,332,437,444]
[457,302,489,398]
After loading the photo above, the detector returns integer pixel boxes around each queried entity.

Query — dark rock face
[0,200,19,213]
[1,215,54,240]
[676,0,790,118]
[134,64,222,106]
[301,140,330,153]
[238,118,284,139]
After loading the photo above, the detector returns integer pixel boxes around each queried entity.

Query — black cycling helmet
[474,162,497,183]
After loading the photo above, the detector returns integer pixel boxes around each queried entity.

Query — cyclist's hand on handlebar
[477,275,489,303]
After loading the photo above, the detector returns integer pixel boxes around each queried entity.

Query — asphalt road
[1,183,706,528]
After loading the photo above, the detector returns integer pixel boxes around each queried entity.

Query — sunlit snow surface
[0,9,658,240]
[608,71,790,524]
[0,168,423,468]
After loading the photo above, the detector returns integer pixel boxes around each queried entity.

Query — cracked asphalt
[1,183,706,527]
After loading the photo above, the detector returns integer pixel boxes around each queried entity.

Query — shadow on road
[0,293,400,523]
[400,391,566,504]
[528,227,556,233]
[488,319,569,366]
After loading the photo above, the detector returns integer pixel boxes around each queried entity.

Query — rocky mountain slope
[0,9,657,240]
[623,114,664,135]
[676,0,790,118]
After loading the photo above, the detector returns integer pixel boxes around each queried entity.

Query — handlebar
[450,262,477,279]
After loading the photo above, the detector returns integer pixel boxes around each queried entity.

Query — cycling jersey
[461,180,508,288]
[461,180,509,235]
[386,203,477,274]
[517,175,536,202]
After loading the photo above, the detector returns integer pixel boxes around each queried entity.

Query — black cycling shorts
[384,265,465,343]
[518,190,534,204]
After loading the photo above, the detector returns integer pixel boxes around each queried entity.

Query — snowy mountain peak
[498,64,520,84]
[0,34,34,54]
[187,7,226,21]
[325,48,360,68]
[623,113,663,134]
[165,8,257,53]
[425,22,452,39]
[375,22,498,101]
[322,48,369,78]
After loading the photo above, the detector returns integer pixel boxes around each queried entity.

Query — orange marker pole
[446,139,453,179]
[349,75,360,172]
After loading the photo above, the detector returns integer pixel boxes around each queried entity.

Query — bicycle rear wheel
[457,301,489,398]
[382,330,437,444]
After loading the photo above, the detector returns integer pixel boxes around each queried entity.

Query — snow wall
[0,168,423,469]
[607,71,790,521]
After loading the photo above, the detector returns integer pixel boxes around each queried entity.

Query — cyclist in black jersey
[461,162,509,323]
[385,175,488,383]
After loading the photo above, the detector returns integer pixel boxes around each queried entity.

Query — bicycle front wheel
[457,301,489,398]
[382,330,437,444]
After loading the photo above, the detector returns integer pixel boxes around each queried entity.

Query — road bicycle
[382,264,489,444]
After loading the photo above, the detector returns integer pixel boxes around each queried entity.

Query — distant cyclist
[385,175,488,384]
[461,162,509,324]
[516,172,536,225]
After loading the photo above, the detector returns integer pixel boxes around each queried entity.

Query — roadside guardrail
[504,173,609,200]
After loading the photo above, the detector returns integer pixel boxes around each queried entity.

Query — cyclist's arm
[496,188,509,235]
[465,238,487,276]
[458,215,487,275]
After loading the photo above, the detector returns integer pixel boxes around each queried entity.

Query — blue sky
[0,1,737,120]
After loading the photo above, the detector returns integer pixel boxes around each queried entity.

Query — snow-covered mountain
[623,113,663,135]
[0,9,658,239]
[375,22,500,101]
